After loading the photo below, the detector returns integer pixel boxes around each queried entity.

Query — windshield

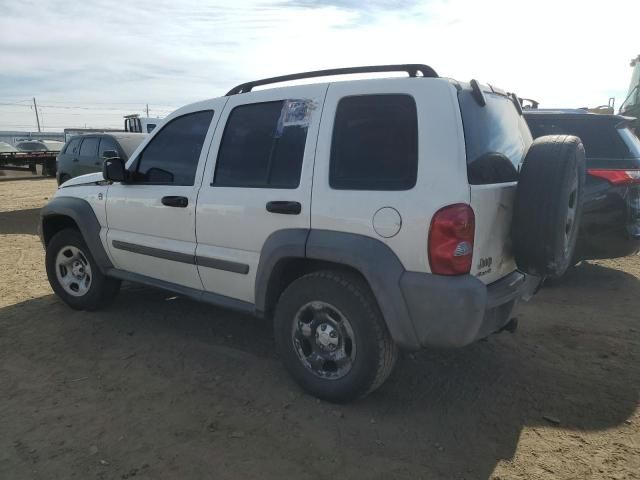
[526,116,638,159]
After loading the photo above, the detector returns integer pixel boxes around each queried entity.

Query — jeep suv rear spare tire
[512,135,586,277]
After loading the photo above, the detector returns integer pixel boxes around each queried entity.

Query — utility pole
[33,97,41,132]
[146,104,149,118]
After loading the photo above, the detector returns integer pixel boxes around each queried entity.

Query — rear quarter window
[459,90,532,185]
[330,94,418,191]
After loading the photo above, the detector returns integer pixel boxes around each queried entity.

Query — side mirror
[102,149,119,159]
[103,157,126,182]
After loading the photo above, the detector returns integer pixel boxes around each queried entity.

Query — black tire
[45,228,121,311]
[512,135,586,278]
[43,158,57,177]
[274,270,398,403]
[58,174,71,186]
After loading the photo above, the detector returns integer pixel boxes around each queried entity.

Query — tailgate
[469,183,518,284]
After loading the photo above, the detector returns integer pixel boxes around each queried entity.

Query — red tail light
[587,169,640,185]
[428,204,475,275]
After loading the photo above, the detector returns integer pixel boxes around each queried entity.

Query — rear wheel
[45,228,120,310]
[274,270,397,403]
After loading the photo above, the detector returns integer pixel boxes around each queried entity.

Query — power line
[0,102,178,112]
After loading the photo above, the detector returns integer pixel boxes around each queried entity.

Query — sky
[0,0,638,132]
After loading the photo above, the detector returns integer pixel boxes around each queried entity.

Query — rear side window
[133,110,213,185]
[330,94,418,190]
[79,137,99,157]
[459,91,531,184]
[526,117,638,159]
[214,101,309,188]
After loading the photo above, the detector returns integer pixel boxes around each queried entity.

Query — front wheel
[45,228,120,310]
[274,270,397,403]
[58,173,71,186]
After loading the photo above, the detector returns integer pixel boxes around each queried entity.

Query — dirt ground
[0,176,638,480]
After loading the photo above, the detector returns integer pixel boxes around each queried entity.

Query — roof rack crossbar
[226,64,438,95]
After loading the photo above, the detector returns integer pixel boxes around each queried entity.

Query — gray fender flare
[255,229,420,350]
[254,228,309,315]
[40,197,113,273]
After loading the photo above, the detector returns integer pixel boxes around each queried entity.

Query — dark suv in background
[57,133,145,185]
[525,110,640,262]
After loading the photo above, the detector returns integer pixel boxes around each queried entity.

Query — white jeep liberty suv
[41,65,585,402]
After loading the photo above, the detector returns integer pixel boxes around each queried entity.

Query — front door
[105,101,225,289]
[195,84,327,303]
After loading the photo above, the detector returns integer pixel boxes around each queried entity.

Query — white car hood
[59,172,105,188]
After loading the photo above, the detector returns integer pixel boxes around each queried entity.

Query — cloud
[0,0,638,131]
[279,0,420,8]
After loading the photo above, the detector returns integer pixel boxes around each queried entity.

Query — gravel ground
[0,177,638,480]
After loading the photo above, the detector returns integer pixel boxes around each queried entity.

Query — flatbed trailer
[0,151,57,177]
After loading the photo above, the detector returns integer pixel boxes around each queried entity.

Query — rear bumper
[399,270,540,348]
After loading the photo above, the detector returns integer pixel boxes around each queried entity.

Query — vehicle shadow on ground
[0,208,41,235]
[0,262,638,479]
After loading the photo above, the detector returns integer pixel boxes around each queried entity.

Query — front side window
[213,101,309,188]
[330,94,418,191]
[99,137,118,158]
[132,110,213,185]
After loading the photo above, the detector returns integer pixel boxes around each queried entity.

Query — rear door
[458,88,532,283]
[312,79,469,274]
[195,84,327,303]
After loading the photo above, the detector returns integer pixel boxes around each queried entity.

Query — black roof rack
[226,64,438,95]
